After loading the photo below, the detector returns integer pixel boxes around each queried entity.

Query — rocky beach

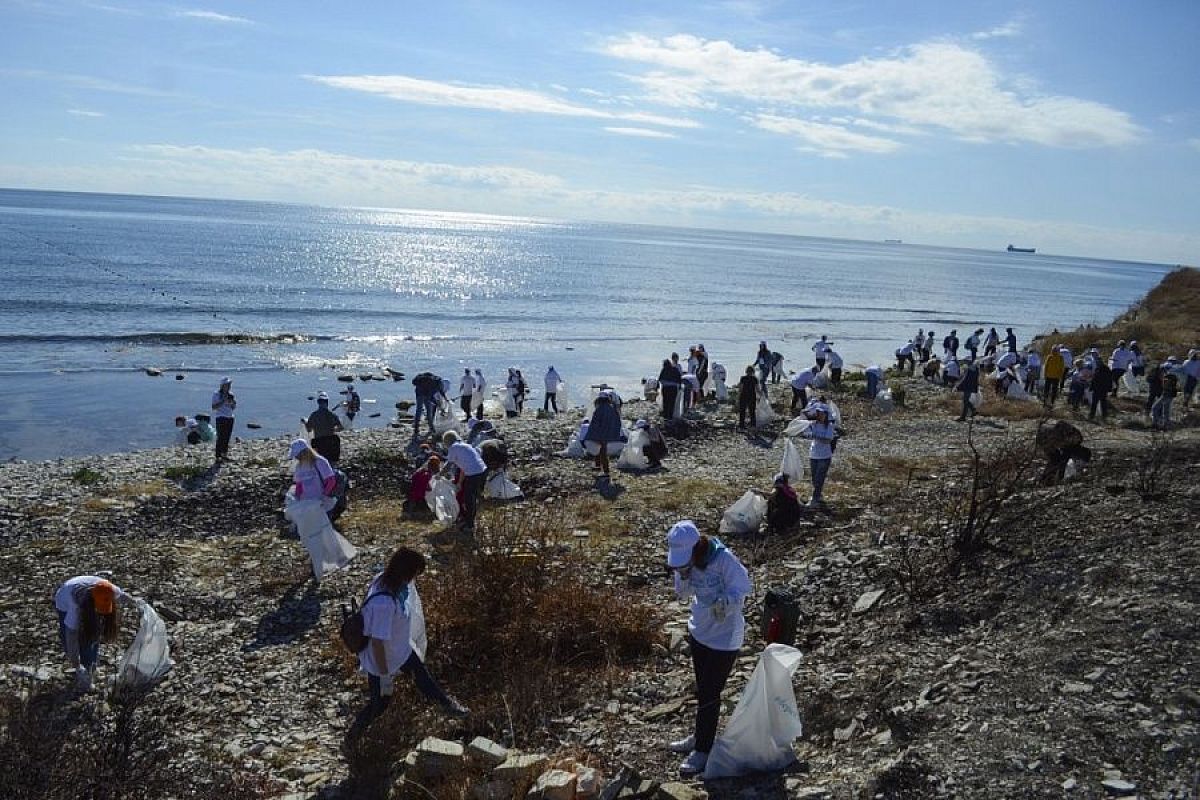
[2,271,1198,800]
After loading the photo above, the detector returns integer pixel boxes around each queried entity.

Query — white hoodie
[544,368,562,393]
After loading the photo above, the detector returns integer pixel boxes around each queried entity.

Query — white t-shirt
[996,352,1019,370]
[357,578,419,677]
[790,370,815,390]
[459,374,476,397]
[806,421,836,460]
[673,547,752,651]
[545,370,561,393]
[446,442,487,476]
[1183,358,1200,379]
[827,351,844,369]
[211,390,235,418]
[897,342,915,356]
[54,576,129,629]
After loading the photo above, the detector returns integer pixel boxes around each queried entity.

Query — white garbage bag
[1006,381,1033,401]
[484,472,523,500]
[559,433,587,459]
[114,602,173,690]
[433,400,460,435]
[783,417,812,438]
[811,371,831,390]
[715,378,728,402]
[755,394,776,427]
[704,644,804,779]
[780,439,805,483]
[499,387,517,414]
[1122,370,1139,395]
[409,585,427,661]
[285,494,357,577]
[719,491,767,534]
[827,400,842,426]
[556,382,571,410]
[969,391,982,411]
[585,437,626,457]
[425,477,460,524]
[616,429,651,471]
[874,388,895,413]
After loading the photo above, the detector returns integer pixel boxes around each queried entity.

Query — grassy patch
[71,467,103,485]
[164,464,208,481]
[641,475,740,514]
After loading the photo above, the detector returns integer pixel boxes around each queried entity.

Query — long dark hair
[78,590,121,645]
[690,534,713,569]
[379,547,426,592]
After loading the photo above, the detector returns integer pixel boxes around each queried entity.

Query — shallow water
[0,188,1172,460]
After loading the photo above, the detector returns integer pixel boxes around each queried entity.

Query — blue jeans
[368,651,452,710]
[58,611,99,670]
[866,372,879,399]
[810,458,831,501]
[412,396,437,437]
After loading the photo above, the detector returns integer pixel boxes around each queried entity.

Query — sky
[1,0,1198,264]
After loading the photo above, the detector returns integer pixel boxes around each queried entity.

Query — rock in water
[145,368,163,377]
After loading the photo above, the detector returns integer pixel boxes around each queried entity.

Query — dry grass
[640,476,739,514]
[562,495,626,539]
[1039,267,1199,360]
[938,392,1050,421]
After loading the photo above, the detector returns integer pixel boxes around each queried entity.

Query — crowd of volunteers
[59,318,1193,780]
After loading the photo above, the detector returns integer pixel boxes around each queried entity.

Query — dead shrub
[422,508,660,739]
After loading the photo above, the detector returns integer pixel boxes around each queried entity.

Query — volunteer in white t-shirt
[789,366,817,412]
[458,369,476,417]
[662,521,753,777]
[826,349,845,385]
[357,547,467,719]
[442,430,488,532]
[211,376,236,461]
[54,575,136,691]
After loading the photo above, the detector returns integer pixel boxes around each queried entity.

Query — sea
[0,188,1174,461]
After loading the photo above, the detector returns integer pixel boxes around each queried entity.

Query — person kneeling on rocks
[664,521,753,777]
[404,455,441,517]
[54,575,137,691]
[766,473,801,531]
[357,547,468,719]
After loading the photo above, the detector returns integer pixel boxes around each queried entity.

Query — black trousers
[1089,391,1110,420]
[311,434,341,465]
[689,635,738,753]
[215,417,234,459]
[543,392,558,412]
[460,396,473,416]
[661,385,678,418]
[738,396,756,428]
[790,387,807,412]
[460,472,486,528]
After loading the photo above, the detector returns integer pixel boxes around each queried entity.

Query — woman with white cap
[801,403,836,507]
[54,575,136,691]
[285,439,356,579]
[211,376,236,461]
[663,520,753,777]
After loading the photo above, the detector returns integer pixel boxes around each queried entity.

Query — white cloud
[604,34,1143,149]
[971,21,1023,40]
[603,126,678,139]
[67,109,105,117]
[179,9,252,24]
[0,68,177,97]
[751,114,901,156]
[125,144,562,192]
[306,74,700,129]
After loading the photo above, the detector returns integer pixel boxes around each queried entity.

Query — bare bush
[1131,428,1175,501]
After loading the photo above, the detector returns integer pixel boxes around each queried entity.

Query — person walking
[1042,346,1066,407]
[543,366,562,413]
[800,402,836,507]
[1110,341,1134,397]
[342,384,362,426]
[441,430,487,533]
[1151,359,1181,429]
[54,575,136,691]
[286,440,356,578]
[663,521,752,777]
[1023,350,1042,395]
[411,371,446,440]
[658,358,682,419]
[582,391,623,480]
[812,336,833,370]
[356,547,468,720]
[736,367,759,429]
[458,369,476,417]
[965,329,983,361]
[1005,327,1018,354]
[695,345,710,399]
[473,369,487,420]
[211,376,237,461]
[1088,359,1113,421]
[943,330,960,360]
[304,391,344,464]
[514,369,527,414]
[754,342,772,392]
[983,327,1000,358]
[955,360,980,421]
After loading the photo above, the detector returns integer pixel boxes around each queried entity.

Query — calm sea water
[0,188,1173,460]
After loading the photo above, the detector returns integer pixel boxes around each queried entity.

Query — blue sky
[1,0,1197,263]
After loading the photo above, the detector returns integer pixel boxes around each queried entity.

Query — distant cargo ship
[883,238,903,244]
[1007,244,1036,253]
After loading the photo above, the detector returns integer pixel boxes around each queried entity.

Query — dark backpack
[412,372,441,396]
[339,589,393,653]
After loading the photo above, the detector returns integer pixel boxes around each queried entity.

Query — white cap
[220,376,232,385]
[666,520,701,568]
[288,439,308,459]
[317,391,329,401]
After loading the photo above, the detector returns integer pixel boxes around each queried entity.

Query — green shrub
[71,467,103,485]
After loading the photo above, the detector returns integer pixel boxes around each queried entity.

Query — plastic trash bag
[425,478,459,524]
[1063,458,1079,480]
[1006,381,1033,401]
[285,494,357,577]
[719,491,767,534]
[780,439,805,483]
[1122,370,1139,394]
[874,388,895,413]
[704,644,804,779]
[484,471,523,500]
[433,404,460,435]
[499,387,517,414]
[827,400,842,426]
[811,371,831,390]
[585,437,626,457]
[114,602,173,690]
[968,391,982,410]
[556,382,571,410]
[755,394,776,427]
[409,585,427,661]
[616,429,651,471]
[559,433,586,459]
[783,417,812,438]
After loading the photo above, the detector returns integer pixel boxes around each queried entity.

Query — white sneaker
[678,750,708,776]
[666,733,695,753]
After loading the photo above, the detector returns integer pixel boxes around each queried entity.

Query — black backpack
[339,589,394,653]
